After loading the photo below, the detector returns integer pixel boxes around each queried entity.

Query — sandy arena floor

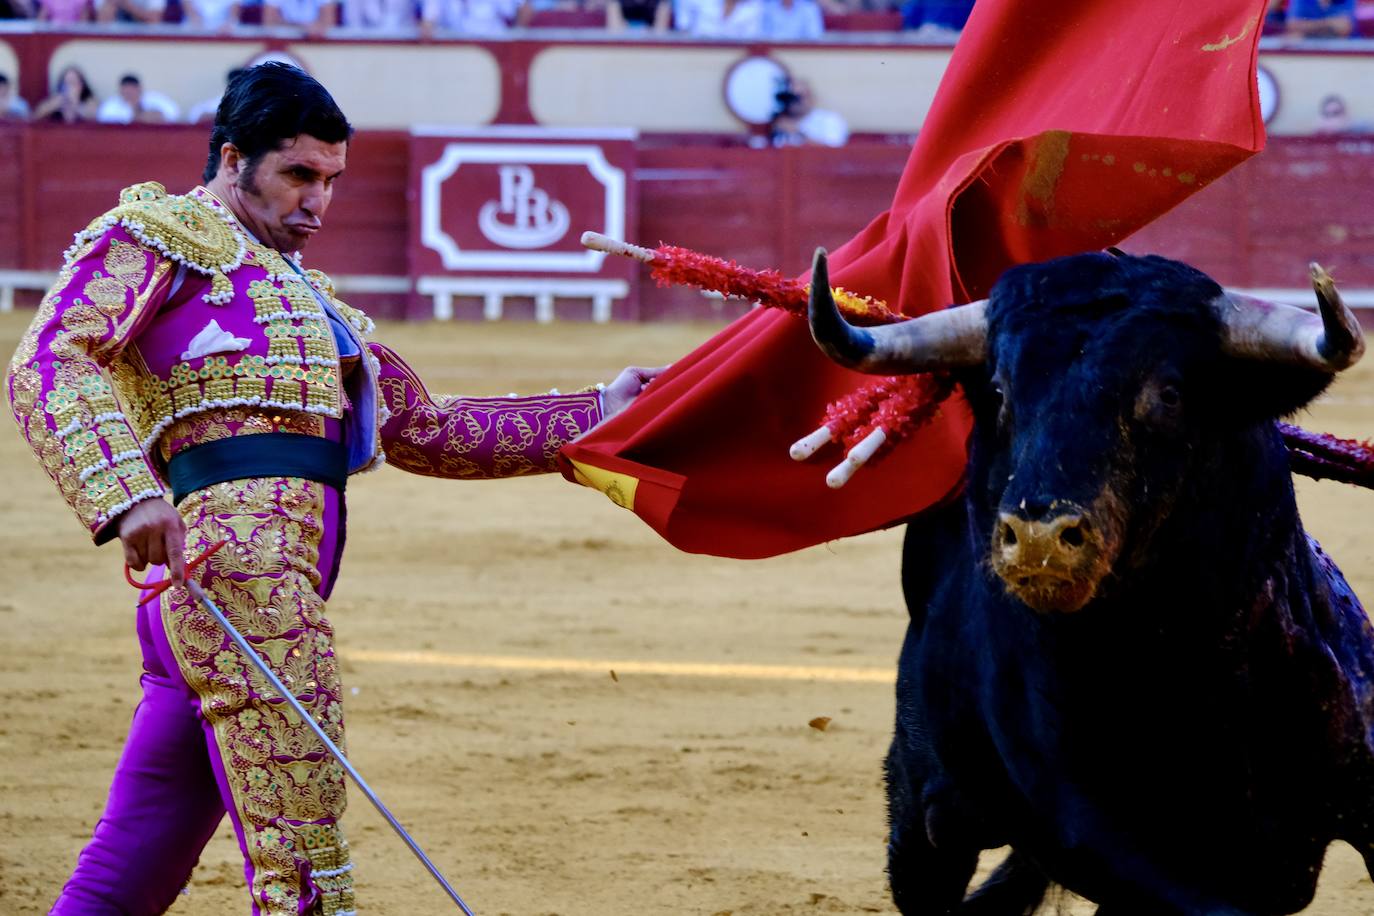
[1,312,1372,915]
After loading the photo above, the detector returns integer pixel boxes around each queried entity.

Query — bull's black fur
[887,252,1374,914]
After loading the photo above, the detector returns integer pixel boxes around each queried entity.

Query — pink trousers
[51,477,351,916]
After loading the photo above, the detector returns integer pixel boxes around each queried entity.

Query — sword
[184,579,477,914]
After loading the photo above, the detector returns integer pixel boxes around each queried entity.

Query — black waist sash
[167,432,348,505]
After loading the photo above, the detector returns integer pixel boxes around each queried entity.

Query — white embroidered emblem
[181,319,252,361]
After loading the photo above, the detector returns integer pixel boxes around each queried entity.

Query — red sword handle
[126,538,229,606]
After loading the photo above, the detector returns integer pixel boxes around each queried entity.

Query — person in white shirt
[183,0,240,30]
[0,73,30,122]
[95,0,165,22]
[96,74,180,125]
[264,0,338,35]
[676,0,763,37]
[420,0,516,37]
[185,67,246,125]
[769,78,848,147]
[341,0,415,30]
[762,0,823,39]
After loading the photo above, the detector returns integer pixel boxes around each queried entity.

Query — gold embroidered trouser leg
[160,476,356,916]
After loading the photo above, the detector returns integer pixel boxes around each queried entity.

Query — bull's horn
[807,248,988,375]
[1218,264,1365,372]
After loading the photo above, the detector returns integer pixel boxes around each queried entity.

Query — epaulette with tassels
[66,181,247,305]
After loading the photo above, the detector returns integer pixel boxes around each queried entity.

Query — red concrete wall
[0,128,24,270]
[632,144,906,320]
[2,125,1371,319]
[634,137,1374,318]
[1130,137,1374,290]
[0,124,409,276]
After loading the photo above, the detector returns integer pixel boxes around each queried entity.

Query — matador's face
[220,134,347,255]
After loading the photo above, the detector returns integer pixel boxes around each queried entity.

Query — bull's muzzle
[992,508,1105,613]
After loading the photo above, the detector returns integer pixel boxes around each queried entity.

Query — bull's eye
[1134,377,1184,432]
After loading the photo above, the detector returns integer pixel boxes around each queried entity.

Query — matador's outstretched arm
[370,342,604,480]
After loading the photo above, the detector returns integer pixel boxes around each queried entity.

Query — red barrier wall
[2,124,1371,319]
[634,143,907,319]
[0,124,410,277]
[1129,137,1374,291]
[634,137,1374,318]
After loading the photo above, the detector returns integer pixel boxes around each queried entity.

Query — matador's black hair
[203,62,354,183]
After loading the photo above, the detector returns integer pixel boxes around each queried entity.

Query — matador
[6,63,658,915]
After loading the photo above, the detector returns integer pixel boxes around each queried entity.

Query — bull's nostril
[1060,526,1085,548]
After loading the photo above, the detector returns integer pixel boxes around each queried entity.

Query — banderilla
[186,580,476,915]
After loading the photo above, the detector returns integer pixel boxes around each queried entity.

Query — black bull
[809,250,1374,915]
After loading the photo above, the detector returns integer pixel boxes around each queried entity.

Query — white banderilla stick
[186,580,476,915]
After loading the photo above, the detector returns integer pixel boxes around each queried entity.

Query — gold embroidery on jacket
[159,408,326,462]
[9,287,60,371]
[7,231,169,533]
[161,477,352,916]
[98,235,350,459]
[11,181,377,537]
[110,344,342,456]
[114,259,172,344]
[377,348,599,479]
[83,240,151,318]
[69,182,245,304]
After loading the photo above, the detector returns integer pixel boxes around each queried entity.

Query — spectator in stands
[95,0,165,23]
[668,0,702,32]
[32,66,98,123]
[676,0,763,37]
[514,0,582,28]
[607,0,669,32]
[183,0,241,30]
[1263,0,1288,33]
[769,77,847,147]
[0,73,30,121]
[186,67,245,123]
[901,0,972,34]
[1285,0,1357,36]
[420,0,516,36]
[97,74,180,124]
[37,0,92,23]
[761,0,822,39]
[341,0,416,30]
[263,0,338,36]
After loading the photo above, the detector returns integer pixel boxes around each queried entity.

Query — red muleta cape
[561,0,1269,559]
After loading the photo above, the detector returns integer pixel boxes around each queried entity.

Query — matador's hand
[117,498,188,587]
[602,365,668,421]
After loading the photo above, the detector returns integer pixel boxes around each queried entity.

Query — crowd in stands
[1266,0,1366,37]
[0,0,1366,38]
[0,63,231,122]
[0,0,981,35]
[0,0,1366,133]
